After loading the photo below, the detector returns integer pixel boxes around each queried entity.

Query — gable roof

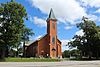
[57,38,61,44]
[25,34,47,46]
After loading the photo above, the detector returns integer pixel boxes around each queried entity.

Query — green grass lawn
[2,57,98,62]
[1,57,61,62]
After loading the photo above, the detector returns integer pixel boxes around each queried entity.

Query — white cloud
[28,15,47,27]
[33,16,47,27]
[64,26,73,30]
[78,0,100,22]
[61,40,70,51]
[80,0,100,8]
[61,39,75,46]
[28,0,87,25]
[75,30,84,36]
[27,0,100,29]
[61,40,70,46]
[61,39,75,51]
[28,15,34,22]
[87,14,98,21]
[95,9,100,13]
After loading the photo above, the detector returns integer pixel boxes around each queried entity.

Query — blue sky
[1,0,100,52]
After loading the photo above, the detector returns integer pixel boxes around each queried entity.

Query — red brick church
[25,9,62,58]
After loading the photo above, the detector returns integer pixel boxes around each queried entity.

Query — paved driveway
[0,61,100,67]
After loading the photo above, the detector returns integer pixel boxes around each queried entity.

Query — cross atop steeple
[47,8,57,21]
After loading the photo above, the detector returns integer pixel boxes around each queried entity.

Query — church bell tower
[46,8,57,35]
[46,8,57,58]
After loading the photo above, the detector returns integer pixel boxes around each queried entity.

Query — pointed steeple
[47,8,57,21]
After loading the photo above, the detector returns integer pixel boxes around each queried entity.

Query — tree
[68,16,100,59]
[21,27,34,57]
[62,50,70,58]
[62,49,80,58]
[0,0,33,58]
[70,49,80,57]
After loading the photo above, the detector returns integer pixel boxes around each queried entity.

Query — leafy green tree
[0,0,33,58]
[70,49,80,57]
[62,49,80,58]
[62,50,70,58]
[69,16,100,59]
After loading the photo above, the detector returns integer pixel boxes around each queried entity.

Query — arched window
[52,37,55,44]
[52,21,55,29]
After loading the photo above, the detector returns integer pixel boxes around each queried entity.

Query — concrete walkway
[0,61,100,67]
